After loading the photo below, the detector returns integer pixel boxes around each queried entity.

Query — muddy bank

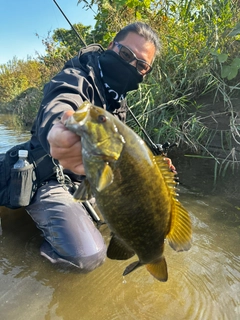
[192,92,240,159]
[165,92,240,200]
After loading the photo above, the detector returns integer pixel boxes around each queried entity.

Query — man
[26,22,161,272]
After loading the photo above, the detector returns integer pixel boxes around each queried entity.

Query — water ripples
[0,195,239,320]
[0,123,239,319]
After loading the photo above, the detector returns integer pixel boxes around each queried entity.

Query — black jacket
[30,44,128,154]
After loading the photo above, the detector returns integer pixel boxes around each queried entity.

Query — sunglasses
[113,41,152,75]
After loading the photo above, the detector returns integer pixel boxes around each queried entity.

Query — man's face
[108,32,156,75]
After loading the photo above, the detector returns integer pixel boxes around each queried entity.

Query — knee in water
[40,240,106,272]
[73,251,106,272]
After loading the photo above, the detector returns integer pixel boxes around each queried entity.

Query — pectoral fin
[74,162,113,199]
[107,234,135,260]
[96,162,114,191]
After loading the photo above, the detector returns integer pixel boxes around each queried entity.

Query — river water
[0,114,239,320]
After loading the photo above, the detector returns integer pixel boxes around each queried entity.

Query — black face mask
[99,50,143,101]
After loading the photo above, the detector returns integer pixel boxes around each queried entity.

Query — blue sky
[0,0,97,65]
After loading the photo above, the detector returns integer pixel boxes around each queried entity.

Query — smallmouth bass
[65,101,192,282]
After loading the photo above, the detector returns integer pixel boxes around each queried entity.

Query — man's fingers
[163,157,177,174]
[59,159,85,175]
[61,110,75,123]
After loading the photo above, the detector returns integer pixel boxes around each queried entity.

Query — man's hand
[163,157,177,174]
[47,110,85,175]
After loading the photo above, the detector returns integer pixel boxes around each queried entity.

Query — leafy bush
[0,0,239,174]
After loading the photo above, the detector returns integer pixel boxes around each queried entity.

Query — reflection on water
[0,114,30,153]
[0,116,239,320]
[1,192,239,320]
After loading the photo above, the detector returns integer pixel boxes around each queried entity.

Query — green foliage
[35,23,93,78]
[0,58,44,104]
[52,24,93,51]
[7,87,43,128]
[0,57,48,128]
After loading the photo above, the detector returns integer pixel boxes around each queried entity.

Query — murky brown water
[0,115,239,320]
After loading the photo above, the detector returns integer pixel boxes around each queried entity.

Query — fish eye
[98,115,106,123]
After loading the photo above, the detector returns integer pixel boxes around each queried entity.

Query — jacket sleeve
[34,67,96,153]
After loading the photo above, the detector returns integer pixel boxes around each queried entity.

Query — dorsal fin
[154,155,178,198]
[155,155,192,252]
[167,199,192,251]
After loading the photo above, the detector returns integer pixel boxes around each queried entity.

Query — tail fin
[123,258,168,282]
[146,257,168,282]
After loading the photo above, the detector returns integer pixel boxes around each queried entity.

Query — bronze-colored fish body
[65,101,192,282]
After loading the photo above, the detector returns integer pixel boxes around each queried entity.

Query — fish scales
[65,101,192,282]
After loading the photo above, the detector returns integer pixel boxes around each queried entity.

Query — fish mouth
[65,102,91,129]
[72,110,88,125]
[65,113,87,135]
[73,102,92,122]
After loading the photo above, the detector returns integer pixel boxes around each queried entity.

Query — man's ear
[107,41,114,50]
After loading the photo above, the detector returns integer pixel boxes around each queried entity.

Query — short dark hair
[114,22,161,58]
